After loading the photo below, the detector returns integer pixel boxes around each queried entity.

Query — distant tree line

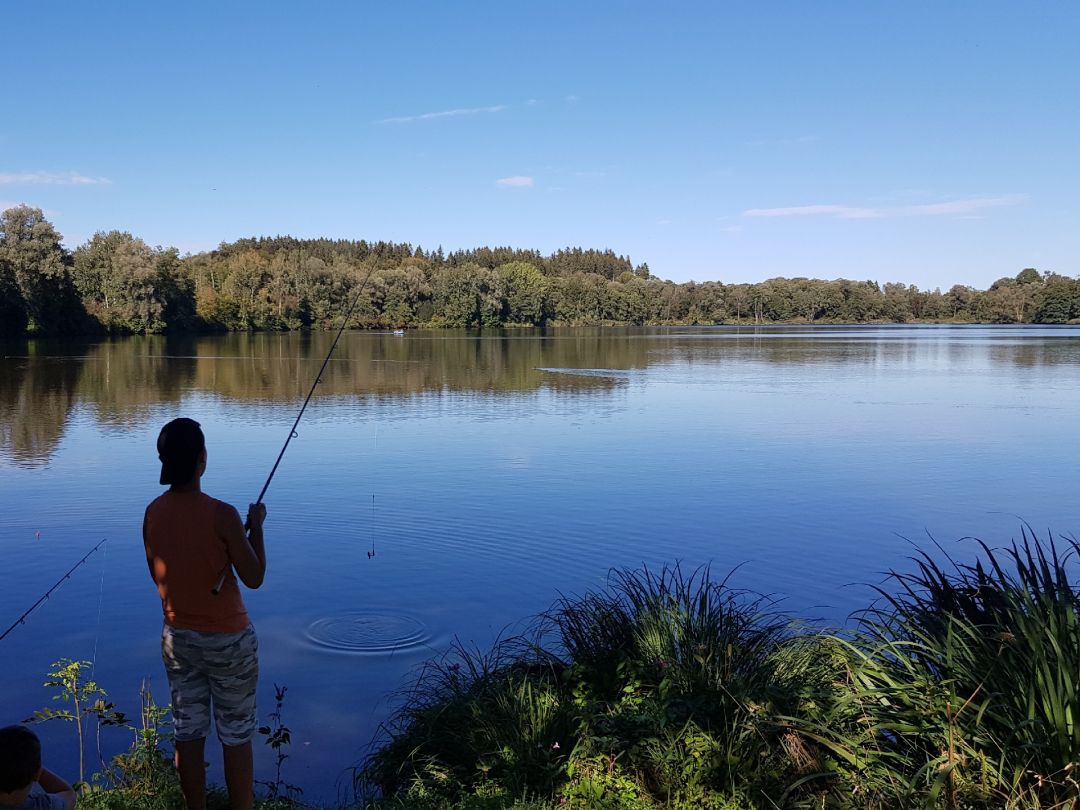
[1,204,1078,337]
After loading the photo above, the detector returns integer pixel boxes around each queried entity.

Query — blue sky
[3,1,1077,288]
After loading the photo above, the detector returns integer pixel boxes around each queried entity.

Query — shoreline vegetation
[31,528,1080,809]
[2,205,1079,338]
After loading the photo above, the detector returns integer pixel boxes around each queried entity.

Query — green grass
[804,529,1080,808]
[360,564,835,808]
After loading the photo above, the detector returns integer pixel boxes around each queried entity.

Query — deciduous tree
[0,206,81,332]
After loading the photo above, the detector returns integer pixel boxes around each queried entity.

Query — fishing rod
[0,538,108,642]
[212,261,379,594]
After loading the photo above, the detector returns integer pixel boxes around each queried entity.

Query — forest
[1,204,1078,337]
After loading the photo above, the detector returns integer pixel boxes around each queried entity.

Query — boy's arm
[37,767,76,810]
[142,508,156,582]
[218,502,267,589]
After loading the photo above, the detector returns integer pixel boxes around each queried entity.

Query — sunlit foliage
[2,207,1078,336]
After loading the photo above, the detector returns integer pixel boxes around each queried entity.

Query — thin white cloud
[744,194,1026,220]
[0,171,110,186]
[745,204,882,219]
[496,176,534,188]
[565,94,579,103]
[900,196,1026,216]
[375,105,505,125]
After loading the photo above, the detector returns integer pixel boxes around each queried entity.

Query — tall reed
[807,529,1080,808]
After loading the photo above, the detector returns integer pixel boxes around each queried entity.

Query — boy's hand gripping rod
[212,264,377,594]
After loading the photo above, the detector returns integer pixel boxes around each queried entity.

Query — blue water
[1,325,1078,801]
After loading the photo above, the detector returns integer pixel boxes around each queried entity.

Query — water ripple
[303,611,431,654]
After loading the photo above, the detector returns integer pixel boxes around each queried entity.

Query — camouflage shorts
[161,623,259,746]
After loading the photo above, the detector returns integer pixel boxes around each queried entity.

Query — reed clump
[362,564,835,808]
[806,529,1080,809]
[361,529,1080,809]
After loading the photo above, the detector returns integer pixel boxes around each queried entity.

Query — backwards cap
[157,418,205,486]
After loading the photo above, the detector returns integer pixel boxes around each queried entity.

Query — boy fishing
[143,418,267,810]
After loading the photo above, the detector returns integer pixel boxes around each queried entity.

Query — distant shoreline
[5,318,1080,342]
[3,206,1078,338]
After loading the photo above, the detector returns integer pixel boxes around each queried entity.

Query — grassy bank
[361,529,1080,809]
[27,528,1080,809]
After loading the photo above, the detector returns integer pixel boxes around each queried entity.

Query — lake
[2,325,1078,801]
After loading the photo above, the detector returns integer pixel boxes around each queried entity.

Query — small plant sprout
[27,659,126,788]
[257,683,303,803]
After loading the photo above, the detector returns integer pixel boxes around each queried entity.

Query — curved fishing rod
[1,538,108,643]
[212,262,379,594]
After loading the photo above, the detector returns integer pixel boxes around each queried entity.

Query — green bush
[805,529,1080,808]
[361,636,573,801]
[361,565,833,807]
[364,534,1080,809]
[546,565,809,805]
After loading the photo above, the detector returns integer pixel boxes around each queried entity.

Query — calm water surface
[2,325,1078,800]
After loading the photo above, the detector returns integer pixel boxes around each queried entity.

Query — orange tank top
[144,491,250,633]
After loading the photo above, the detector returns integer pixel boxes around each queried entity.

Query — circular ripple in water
[304,612,431,654]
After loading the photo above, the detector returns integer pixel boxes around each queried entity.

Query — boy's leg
[223,741,254,810]
[175,737,208,810]
[204,625,259,810]
[162,625,213,810]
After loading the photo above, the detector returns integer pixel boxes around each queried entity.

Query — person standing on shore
[143,418,267,810]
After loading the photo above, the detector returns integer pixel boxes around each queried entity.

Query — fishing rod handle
[211,568,228,595]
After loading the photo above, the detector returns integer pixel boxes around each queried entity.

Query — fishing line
[91,539,107,678]
[212,261,379,594]
[368,493,376,559]
[0,538,109,643]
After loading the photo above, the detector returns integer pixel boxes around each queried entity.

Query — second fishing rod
[212,261,379,594]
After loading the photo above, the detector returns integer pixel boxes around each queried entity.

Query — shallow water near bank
[2,325,1078,801]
